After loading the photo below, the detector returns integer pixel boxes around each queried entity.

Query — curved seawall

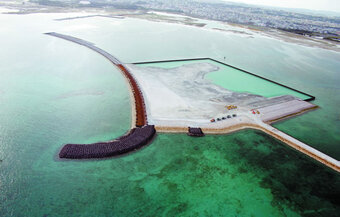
[45,32,152,159]
[116,64,147,127]
[45,32,147,127]
[59,125,155,159]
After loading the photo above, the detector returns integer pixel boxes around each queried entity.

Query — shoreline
[1,5,338,52]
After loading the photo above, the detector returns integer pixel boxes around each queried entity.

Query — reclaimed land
[45,32,153,159]
[126,62,339,173]
[46,32,340,172]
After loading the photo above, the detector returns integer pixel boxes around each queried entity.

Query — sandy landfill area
[127,62,316,129]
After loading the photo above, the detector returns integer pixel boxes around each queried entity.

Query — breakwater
[45,32,152,159]
[117,64,147,127]
[59,125,155,159]
[45,32,147,127]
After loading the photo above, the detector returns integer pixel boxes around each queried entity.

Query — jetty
[45,32,152,159]
[255,123,340,173]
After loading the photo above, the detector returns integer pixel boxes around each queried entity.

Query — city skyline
[223,0,340,13]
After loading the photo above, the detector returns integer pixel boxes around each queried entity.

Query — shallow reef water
[0,11,340,217]
[2,130,339,217]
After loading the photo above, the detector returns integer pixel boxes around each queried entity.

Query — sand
[126,62,311,128]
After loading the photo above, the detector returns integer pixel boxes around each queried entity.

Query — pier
[254,123,340,173]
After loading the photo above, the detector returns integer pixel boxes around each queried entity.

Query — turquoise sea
[0,11,339,216]
[136,59,311,99]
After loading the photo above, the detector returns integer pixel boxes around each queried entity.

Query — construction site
[47,32,339,173]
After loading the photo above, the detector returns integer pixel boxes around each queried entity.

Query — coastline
[1,4,338,52]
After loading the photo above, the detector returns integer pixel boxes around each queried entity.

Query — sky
[223,0,340,13]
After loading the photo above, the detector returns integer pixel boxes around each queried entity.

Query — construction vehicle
[226,105,237,110]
